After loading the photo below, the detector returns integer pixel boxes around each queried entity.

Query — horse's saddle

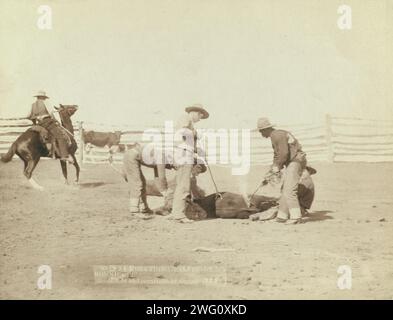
[28,125,55,156]
[29,125,51,143]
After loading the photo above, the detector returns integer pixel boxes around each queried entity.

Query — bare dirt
[1,159,392,299]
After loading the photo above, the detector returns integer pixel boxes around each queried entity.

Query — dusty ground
[0,159,392,300]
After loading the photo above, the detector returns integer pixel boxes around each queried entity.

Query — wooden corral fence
[1,115,393,165]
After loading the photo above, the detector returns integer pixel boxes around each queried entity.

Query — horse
[1,104,80,190]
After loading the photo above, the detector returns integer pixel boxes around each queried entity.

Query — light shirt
[26,99,60,120]
[174,112,197,165]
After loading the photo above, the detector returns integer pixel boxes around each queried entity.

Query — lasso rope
[248,171,280,206]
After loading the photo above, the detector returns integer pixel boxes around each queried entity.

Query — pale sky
[0,0,392,128]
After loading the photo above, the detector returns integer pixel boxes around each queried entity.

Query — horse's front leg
[60,160,68,184]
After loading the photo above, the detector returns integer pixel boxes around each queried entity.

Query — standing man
[170,104,209,222]
[27,90,73,163]
[257,117,307,225]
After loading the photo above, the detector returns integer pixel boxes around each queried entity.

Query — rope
[248,179,268,205]
[192,152,222,199]
[59,124,75,138]
[248,171,279,206]
[203,156,222,199]
[0,117,28,121]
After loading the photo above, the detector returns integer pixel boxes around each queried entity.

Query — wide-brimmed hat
[33,90,49,99]
[257,117,275,130]
[185,104,209,119]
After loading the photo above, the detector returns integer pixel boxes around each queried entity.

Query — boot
[140,202,153,215]
[139,202,155,220]
[167,208,193,223]
[285,208,303,225]
[285,218,303,225]
[275,210,289,222]
[153,206,171,216]
[289,207,302,219]
[301,207,309,217]
[129,198,140,213]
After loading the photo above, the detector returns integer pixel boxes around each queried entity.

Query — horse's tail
[1,142,16,163]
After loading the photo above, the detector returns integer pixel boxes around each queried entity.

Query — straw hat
[185,104,209,119]
[257,117,275,130]
[33,90,49,99]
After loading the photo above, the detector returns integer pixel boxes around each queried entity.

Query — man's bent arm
[271,132,289,170]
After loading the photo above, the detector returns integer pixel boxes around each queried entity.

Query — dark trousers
[38,117,70,159]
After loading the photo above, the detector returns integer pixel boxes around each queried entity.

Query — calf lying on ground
[146,166,315,221]
[146,179,277,220]
[187,192,278,220]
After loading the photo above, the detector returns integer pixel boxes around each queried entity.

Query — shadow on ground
[77,182,110,188]
[303,210,334,223]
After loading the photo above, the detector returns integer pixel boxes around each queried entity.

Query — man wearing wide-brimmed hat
[28,91,51,123]
[27,90,73,163]
[169,104,209,222]
[257,117,307,225]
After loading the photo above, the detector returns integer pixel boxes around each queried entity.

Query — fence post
[78,121,84,164]
[325,114,334,162]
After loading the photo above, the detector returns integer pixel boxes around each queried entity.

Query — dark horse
[1,104,80,190]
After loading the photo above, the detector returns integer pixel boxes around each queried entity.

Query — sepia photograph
[0,0,392,304]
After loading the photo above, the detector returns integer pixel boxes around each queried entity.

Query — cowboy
[122,143,173,217]
[257,117,307,225]
[27,91,73,163]
[169,104,209,222]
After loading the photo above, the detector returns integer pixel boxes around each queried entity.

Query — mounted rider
[27,90,73,163]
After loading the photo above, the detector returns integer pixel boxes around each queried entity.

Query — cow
[146,166,316,221]
[82,130,122,153]
[187,192,278,220]
[146,179,278,220]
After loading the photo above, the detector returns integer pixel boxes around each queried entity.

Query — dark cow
[82,130,122,149]
[146,179,277,220]
[185,192,278,220]
[146,166,316,221]
[184,167,316,220]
